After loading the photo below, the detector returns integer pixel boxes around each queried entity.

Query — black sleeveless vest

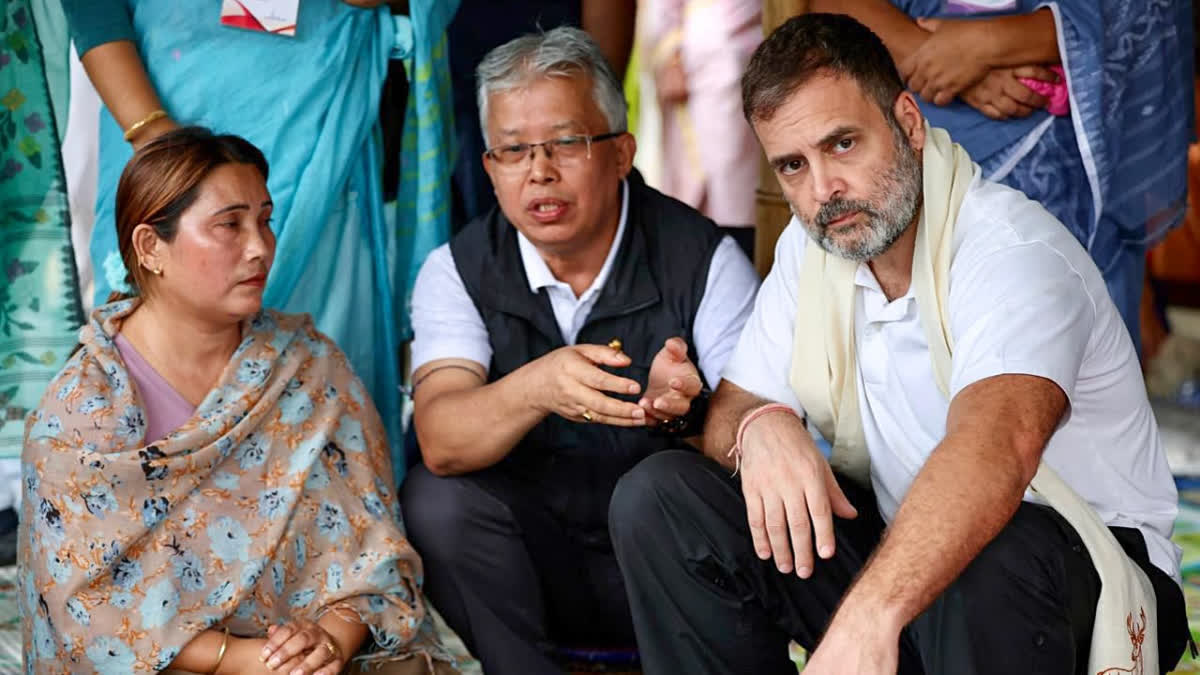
[449,172,723,544]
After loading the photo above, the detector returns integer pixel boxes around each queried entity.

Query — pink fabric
[1019,65,1070,116]
[114,333,195,444]
[642,0,762,225]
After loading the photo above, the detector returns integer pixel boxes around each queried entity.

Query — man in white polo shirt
[399,27,759,675]
[609,13,1189,675]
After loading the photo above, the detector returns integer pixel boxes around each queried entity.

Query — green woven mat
[0,566,20,673]
[1168,480,1200,673]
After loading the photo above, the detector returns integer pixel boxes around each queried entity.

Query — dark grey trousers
[609,450,1189,675]
[400,464,636,675]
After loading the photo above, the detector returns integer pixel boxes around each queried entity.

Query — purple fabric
[113,333,195,444]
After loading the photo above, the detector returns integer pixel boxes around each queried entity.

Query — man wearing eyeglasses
[399,26,759,675]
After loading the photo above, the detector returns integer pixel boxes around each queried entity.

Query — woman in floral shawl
[20,127,447,674]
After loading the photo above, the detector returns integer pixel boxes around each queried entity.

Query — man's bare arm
[414,346,647,476]
[701,379,771,470]
[413,358,541,476]
[824,373,1066,635]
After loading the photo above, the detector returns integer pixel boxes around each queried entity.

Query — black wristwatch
[653,386,711,437]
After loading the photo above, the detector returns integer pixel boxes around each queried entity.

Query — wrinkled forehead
[753,73,887,148]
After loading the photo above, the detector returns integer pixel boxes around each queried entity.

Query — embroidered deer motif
[1096,608,1146,675]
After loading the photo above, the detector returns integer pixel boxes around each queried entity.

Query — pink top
[114,333,196,444]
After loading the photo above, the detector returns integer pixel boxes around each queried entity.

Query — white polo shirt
[411,181,760,388]
[723,171,1181,580]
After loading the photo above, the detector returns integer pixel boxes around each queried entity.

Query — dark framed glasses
[485,132,624,170]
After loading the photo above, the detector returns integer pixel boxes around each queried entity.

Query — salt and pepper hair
[742,13,905,125]
[475,26,627,145]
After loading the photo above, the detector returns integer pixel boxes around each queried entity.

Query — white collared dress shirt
[723,172,1181,580]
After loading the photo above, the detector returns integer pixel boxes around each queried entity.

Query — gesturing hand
[639,337,702,425]
[901,17,992,105]
[531,344,647,426]
[260,620,344,675]
[960,66,1056,120]
[739,410,857,577]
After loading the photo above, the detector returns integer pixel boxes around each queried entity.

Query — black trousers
[400,464,636,675]
[609,451,1189,675]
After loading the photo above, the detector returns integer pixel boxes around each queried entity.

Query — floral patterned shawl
[20,300,440,673]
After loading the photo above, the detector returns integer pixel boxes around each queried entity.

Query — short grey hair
[476,26,628,146]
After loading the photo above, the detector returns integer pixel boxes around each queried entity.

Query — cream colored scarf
[787,123,1157,672]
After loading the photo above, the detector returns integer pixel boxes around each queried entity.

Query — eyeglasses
[484,132,624,170]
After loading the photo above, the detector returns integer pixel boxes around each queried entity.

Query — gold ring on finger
[323,641,337,658]
[581,409,594,423]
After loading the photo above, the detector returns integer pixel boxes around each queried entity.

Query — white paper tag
[220,0,300,37]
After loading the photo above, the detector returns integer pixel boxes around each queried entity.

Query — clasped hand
[900,17,993,105]
[901,17,1059,120]
[219,620,343,675]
